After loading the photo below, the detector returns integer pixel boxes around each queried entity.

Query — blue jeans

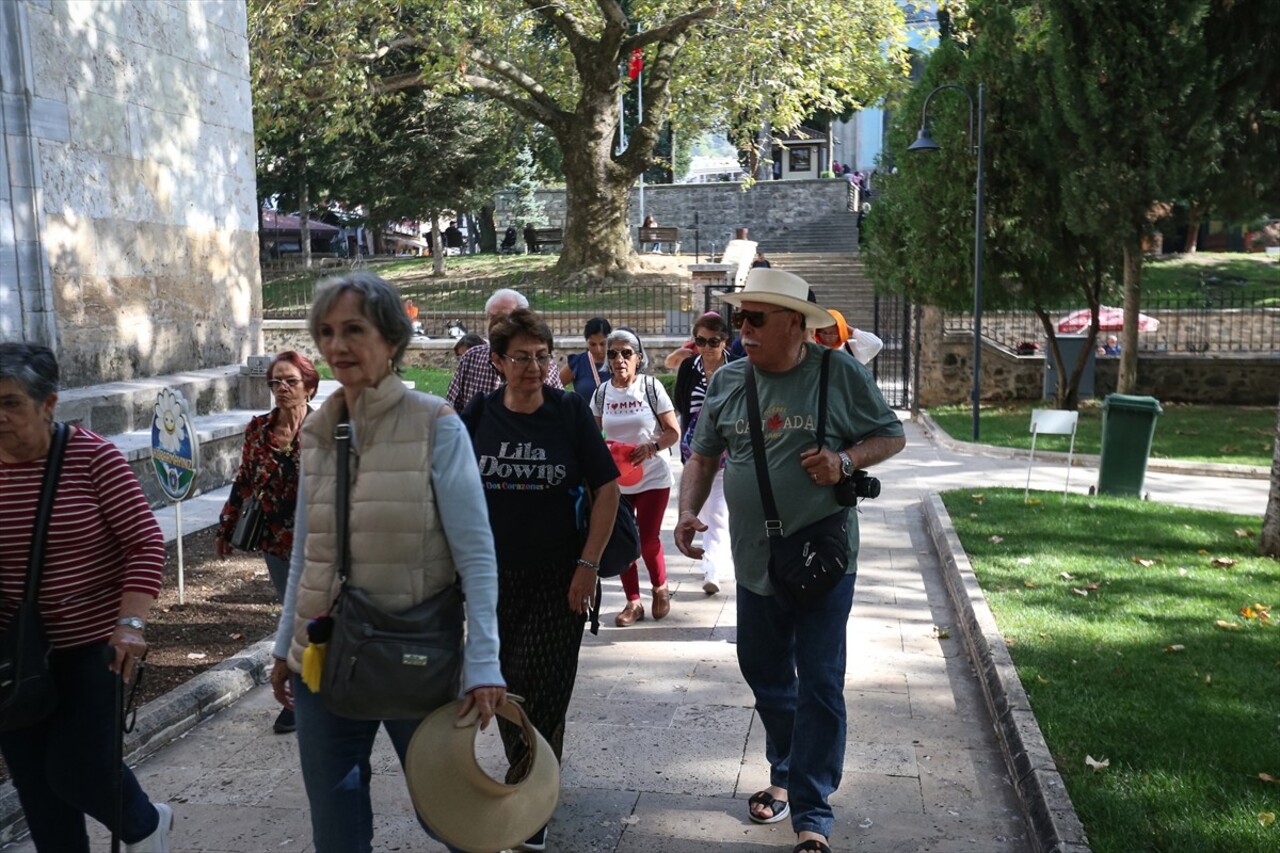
[292,675,462,853]
[0,642,160,852]
[736,573,855,839]
[264,552,290,600]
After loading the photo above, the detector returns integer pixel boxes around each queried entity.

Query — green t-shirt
[691,343,904,595]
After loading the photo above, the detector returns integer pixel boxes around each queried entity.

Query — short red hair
[270,350,320,400]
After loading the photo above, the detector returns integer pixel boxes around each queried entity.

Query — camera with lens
[834,469,881,506]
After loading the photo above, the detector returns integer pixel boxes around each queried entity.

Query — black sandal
[792,841,832,853]
[747,790,790,824]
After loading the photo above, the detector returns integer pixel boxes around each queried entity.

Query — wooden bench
[528,227,563,253]
[638,226,681,254]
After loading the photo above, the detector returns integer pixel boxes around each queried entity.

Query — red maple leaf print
[766,412,784,431]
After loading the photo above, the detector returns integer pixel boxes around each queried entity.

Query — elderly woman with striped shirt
[0,342,172,852]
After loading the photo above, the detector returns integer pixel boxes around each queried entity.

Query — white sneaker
[125,803,173,853]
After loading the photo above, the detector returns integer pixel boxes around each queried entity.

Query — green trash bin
[1096,394,1163,497]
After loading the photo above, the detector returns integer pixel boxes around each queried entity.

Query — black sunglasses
[732,307,791,329]
[694,336,723,347]
[606,349,636,360]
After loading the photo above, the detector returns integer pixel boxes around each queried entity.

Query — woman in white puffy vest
[268,272,506,853]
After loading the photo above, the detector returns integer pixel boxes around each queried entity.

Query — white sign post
[150,388,201,604]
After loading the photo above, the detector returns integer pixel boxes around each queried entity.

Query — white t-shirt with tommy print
[592,376,674,495]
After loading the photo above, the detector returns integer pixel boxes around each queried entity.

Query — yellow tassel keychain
[301,615,333,692]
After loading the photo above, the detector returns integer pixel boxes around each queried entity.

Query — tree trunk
[555,116,636,281]
[431,212,445,277]
[1260,399,1280,557]
[298,177,312,270]
[478,205,497,253]
[1183,204,1205,253]
[1118,241,1143,394]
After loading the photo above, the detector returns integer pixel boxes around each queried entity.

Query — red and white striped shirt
[0,427,164,648]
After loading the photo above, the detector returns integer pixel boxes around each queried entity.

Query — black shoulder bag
[745,349,851,609]
[0,422,70,731]
[320,417,465,720]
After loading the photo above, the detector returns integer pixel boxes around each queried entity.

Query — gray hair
[484,288,529,315]
[0,341,59,404]
[308,273,413,368]
[606,328,648,371]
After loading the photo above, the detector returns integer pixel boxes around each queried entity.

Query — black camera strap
[745,347,831,539]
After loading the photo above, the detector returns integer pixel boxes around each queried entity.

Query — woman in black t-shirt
[460,309,619,852]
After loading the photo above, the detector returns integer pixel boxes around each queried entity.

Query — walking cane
[109,644,124,853]
[109,644,146,853]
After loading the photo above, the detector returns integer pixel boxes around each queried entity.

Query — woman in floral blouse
[216,350,318,733]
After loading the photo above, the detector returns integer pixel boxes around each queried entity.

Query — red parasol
[1056,305,1159,334]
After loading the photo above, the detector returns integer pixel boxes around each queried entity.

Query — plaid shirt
[446,342,563,411]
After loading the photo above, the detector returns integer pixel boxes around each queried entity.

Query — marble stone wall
[2,1,260,387]
[494,180,850,253]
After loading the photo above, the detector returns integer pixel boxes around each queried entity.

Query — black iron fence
[944,289,1280,355]
[264,271,698,339]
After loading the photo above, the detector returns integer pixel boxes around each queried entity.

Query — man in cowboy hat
[675,268,904,853]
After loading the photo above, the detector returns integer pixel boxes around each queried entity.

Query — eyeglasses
[500,353,553,369]
[267,377,302,390]
[732,308,792,330]
[693,336,723,348]
[606,349,636,361]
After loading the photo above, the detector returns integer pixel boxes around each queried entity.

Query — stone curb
[0,640,274,844]
[917,411,1269,481]
[922,494,1092,853]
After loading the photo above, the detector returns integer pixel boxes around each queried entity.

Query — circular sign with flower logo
[151,388,201,501]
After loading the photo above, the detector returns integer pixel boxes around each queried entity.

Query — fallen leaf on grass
[1241,604,1271,621]
[1036,675,1051,684]
[989,535,1004,543]
[971,494,985,504]
[1072,588,1089,597]
[1211,557,1239,568]
[1060,571,1074,580]
[1025,498,1042,506]
[1258,812,1275,827]
[1219,444,1241,453]
[1024,580,1038,589]
[1131,557,1157,568]
[1235,528,1255,539]
[1259,773,1279,784]
[1164,644,1186,653]
[1216,620,1243,631]
[1085,755,1110,772]
[1083,582,1101,590]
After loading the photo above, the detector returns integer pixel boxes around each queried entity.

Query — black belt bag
[746,350,850,609]
[321,584,463,721]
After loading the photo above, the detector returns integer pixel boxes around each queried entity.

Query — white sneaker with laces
[125,802,173,853]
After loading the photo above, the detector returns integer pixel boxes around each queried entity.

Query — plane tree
[248,0,911,283]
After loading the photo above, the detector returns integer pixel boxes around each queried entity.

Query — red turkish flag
[627,49,644,80]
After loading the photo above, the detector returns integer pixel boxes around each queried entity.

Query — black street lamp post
[907,82,986,441]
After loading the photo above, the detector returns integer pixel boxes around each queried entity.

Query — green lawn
[315,364,454,398]
[1142,253,1280,306]
[942,488,1278,853]
[927,401,1274,468]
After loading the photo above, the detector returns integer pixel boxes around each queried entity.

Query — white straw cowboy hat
[405,699,559,853]
[717,268,836,328]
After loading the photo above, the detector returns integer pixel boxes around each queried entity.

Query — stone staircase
[763,252,878,333]
[54,366,270,509]
[755,209,860,255]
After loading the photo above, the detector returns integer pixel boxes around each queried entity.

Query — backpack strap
[644,374,661,416]
[592,381,608,414]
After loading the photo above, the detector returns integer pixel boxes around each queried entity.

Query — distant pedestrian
[560,317,613,397]
[523,223,539,254]
[751,252,772,269]
[444,221,464,251]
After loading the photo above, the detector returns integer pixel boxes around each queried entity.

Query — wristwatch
[116,616,146,632]
[837,451,854,482]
